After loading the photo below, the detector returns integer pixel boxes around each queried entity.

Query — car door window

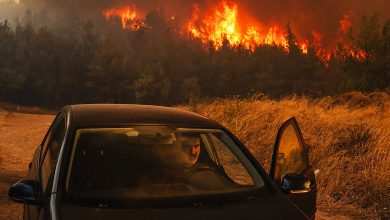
[271,118,309,184]
[40,117,66,193]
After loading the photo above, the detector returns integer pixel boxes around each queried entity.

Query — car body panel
[68,104,221,127]
[61,192,306,220]
[15,104,316,220]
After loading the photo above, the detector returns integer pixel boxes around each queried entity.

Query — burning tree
[0,1,389,107]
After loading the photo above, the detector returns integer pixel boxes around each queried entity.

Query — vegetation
[1,6,389,218]
[0,10,389,108]
[186,91,390,219]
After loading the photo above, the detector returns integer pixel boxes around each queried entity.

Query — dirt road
[0,111,353,220]
[0,111,53,219]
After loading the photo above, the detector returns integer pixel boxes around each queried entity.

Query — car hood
[60,192,307,220]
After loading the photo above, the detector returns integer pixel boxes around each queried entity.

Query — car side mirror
[8,180,43,206]
[280,173,311,194]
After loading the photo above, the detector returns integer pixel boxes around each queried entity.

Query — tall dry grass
[186,92,390,219]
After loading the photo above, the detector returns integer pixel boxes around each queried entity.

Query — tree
[381,19,390,87]
[0,20,15,68]
[285,23,300,56]
[87,37,127,103]
[357,13,381,65]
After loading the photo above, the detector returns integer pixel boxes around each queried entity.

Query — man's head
[178,133,201,168]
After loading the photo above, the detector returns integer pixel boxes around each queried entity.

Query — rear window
[65,126,264,202]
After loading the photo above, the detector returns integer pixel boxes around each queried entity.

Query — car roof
[63,104,222,128]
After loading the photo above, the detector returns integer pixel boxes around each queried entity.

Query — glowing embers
[103,5,145,30]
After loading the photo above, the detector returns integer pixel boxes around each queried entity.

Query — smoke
[2,0,390,45]
[237,0,390,46]
[0,0,28,24]
[28,0,390,22]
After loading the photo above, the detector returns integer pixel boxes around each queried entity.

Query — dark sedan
[9,104,317,219]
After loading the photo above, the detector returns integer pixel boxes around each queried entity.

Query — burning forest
[0,1,390,219]
[0,0,389,107]
[98,0,373,60]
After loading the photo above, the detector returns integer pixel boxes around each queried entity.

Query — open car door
[270,117,317,219]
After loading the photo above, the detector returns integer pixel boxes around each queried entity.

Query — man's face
[179,136,201,167]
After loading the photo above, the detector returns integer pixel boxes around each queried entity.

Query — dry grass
[185,92,390,219]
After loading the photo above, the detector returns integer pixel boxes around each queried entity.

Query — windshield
[65,126,264,201]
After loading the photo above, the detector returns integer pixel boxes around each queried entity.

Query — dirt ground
[0,111,354,220]
[0,111,53,220]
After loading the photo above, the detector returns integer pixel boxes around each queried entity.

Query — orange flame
[186,1,311,53]
[101,1,366,62]
[300,41,308,54]
[340,12,352,34]
[337,11,367,60]
[103,5,144,30]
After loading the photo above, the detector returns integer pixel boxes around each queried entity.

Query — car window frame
[269,118,310,183]
[39,112,66,194]
[61,125,269,206]
[40,113,65,164]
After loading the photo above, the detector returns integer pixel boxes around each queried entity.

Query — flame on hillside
[102,0,367,61]
[187,2,297,52]
[103,5,145,30]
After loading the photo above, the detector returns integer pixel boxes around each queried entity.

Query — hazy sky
[0,0,19,3]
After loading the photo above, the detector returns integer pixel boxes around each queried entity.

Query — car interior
[66,129,256,199]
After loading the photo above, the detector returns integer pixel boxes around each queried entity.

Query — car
[9,104,317,220]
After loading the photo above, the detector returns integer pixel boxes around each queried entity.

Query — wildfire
[188,2,241,49]
[186,1,309,52]
[101,1,365,61]
[340,12,353,34]
[300,42,308,54]
[103,5,144,30]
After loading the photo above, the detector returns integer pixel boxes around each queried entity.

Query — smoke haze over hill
[3,0,390,30]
